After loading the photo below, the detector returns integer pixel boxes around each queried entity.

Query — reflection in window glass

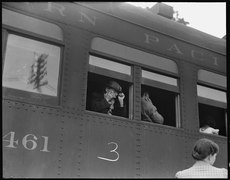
[3,34,60,96]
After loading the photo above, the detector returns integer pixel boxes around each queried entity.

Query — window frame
[86,53,134,119]
[197,82,226,109]
[3,8,63,42]
[2,27,64,107]
[197,84,227,109]
[141,68,181,128]
[89,37,181,126]
[88,54,132,83]
[197,69,227,137]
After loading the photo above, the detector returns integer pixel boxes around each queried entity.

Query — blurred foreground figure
[175,138,227,178]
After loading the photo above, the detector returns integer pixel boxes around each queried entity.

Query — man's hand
[118,93,125,107]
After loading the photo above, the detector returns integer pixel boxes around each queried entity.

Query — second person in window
[141,91,164,124]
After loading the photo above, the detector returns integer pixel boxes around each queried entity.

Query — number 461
[3,131,50,152]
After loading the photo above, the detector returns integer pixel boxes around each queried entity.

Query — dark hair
[205,116,216,128]
[192,138,219,160]
[141,91,149,97]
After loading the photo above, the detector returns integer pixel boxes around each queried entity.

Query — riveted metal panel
[79,114,137,178]
[61,27,92,112]
[133,66,142,121]
[139,123,186,178]
[2,2,227,178]
[179,61,198,131]
[3,101,62,178]
[54,115,83,177]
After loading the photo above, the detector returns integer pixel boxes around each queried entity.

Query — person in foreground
[175,138,227,178]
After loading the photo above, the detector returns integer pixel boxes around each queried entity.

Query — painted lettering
[168,44,183,55]
[22,134,38,150]
[97,142,119,162]
[191,50,204,61]
[3,131,19,148]
[212,56,219,66]
[40,136,50,152]
[3,131,50,152]
[144,33,159,44]
[45,2,66,17]
[17,2,225,70]
[79,12,96,26]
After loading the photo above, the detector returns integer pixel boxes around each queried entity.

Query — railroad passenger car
[2,2,227,178]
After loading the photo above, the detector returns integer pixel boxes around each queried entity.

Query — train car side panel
[140,125,186,177]
[79,115,137,177]
[2,101,62,177]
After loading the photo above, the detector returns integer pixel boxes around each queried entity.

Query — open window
[86,55,132,119]
[89,37,179,123]
[197,70,227,136]
[141,70,180,127]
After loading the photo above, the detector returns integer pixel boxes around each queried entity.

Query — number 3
[97,142,119,162]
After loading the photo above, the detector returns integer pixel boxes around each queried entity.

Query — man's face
[106,88,118,100]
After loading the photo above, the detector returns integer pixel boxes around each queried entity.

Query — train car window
[89,55,131,75]
[197,85,226,103]
[91,37,178,75]
[198,70,226,89]
[3,8,63,41]
[3,34,61,97]
[197,70,227,137]
[141,70,180,127]
[86,55,132,119]
[142,70,177,86]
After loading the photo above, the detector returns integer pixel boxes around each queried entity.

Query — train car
[2,2,227,178]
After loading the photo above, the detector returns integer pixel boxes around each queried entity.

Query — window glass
[197,85,226,103]
[198,70,226,89]
[91,37,178,74]
[3,8,63,41]
[89,55,131,75]
[142,70,177,86]
[3,34,60,96]
[197,70,227,137]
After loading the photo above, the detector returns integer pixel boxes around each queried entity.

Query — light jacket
[141,96,164,124]
[199,126,219,135]
[175,161,227,178]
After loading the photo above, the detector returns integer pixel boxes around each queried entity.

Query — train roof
[76,2,226,56]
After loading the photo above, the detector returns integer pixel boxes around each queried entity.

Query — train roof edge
[75,2,226,56]
[2,2,226,56]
